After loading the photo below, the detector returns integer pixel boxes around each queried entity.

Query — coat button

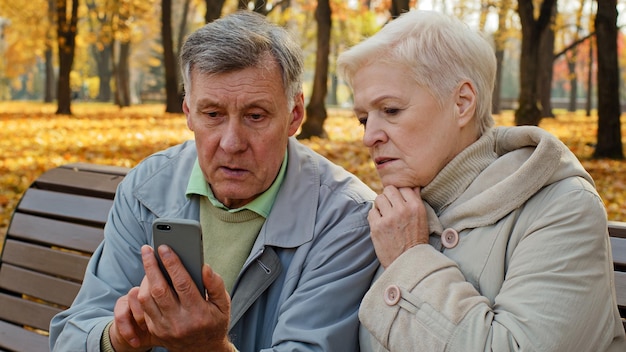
[441,228,459,249]
[384,285,401,306]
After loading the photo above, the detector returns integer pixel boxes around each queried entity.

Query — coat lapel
[229,247,282,330]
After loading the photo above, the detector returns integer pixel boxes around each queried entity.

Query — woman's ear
[456,81,476,127]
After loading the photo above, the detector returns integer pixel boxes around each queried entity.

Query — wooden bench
[609,221,626,327]
[0,163,624,351]
[0,163,129,352]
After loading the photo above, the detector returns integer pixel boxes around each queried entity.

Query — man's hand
[110,286,153,351]
[368,186,429,268]
[109,245,232,352]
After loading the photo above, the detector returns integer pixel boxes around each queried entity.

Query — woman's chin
[381,179,419,189]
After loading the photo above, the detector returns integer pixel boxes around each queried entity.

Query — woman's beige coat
[360,126,626,351]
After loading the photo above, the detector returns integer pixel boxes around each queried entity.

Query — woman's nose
[362,117,386,147]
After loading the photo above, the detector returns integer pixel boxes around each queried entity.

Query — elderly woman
[337,10,625,352]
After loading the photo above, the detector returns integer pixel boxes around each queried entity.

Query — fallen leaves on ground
[1,102,626,240]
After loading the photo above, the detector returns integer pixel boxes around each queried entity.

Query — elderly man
[50,11,378,352]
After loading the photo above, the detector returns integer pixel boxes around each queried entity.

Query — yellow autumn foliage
[1,102,626,241]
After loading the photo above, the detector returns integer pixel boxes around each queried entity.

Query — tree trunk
[567,58,578,112]
[115,41,131,107]
[112,41,120,106]
[298,0,331,140]
[176,0,191,96]
[515,0,556,126]
[327,73,338,106]
[492,2,511,114]
[178,0,191,54]
[205,0,226,22]
[56,0,79,115]
[162,0,183,113]
[44,0,56,103]
[85,0,113,103]
[390,0,410,18]
[492,48,504,114]
[44,45,55,103]
[538,2,556,118]
[593,0,623,159]
[566,0,584,113]
[94,43,113,102]
[585,36,593,117]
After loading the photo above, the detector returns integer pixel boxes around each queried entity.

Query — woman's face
[351,61,475,188]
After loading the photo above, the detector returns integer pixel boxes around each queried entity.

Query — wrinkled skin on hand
[368,186,430,268]
[110,245,232,352]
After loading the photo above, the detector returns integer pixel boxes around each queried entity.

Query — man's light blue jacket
[49,137,379,351]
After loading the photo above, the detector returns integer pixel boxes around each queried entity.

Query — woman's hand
[368,185,430,268]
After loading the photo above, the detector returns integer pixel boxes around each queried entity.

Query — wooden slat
[35,166,126,200]
[611,236,626,271]
[7,213,103,253]
[615,271,626,310]
[0,320,49,352]
[609,221,626,239]
[2,240,90,282]
[0,163,126,351]
[16,188,113,228]
[0,264,81,307]
[60,162,130,176]
[0,292,62,332]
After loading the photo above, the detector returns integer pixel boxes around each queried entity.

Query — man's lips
[219,166,248,176]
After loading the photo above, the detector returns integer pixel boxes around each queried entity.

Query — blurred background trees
[0,0,624,157]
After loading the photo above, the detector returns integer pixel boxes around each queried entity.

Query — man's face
[183,60,304,209]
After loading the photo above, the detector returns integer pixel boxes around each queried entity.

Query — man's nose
[220,119,247,153]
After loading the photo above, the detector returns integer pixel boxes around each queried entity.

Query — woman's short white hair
[337,10,496,135]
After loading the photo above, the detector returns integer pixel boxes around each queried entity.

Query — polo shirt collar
[185,152,288,218]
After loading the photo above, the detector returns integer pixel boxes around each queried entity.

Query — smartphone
[152,218,205,294]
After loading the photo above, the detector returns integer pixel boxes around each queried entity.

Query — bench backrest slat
[0,164,129,352]
[0,320,49,352]
[609,224,626,330]
[0,292,62,332]
[8,212,104,253]
[611,237,626,271]
[34,165,125,199]
[2,239,90,282]
[16,188,113,228]
[609,221,626,239]
[615,271,626,313]
[0,264,81,307]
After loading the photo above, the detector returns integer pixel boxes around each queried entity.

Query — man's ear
[456,81,476,128]
[183,98,193,131]
[288,92,305,136]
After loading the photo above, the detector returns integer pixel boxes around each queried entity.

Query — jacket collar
[423,126,593,233]
[254,138,318,248]
[134,138,318,249]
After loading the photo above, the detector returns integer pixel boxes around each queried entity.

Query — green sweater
[200,197,265,294]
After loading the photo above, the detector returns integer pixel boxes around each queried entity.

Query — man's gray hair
[180,11,304,107]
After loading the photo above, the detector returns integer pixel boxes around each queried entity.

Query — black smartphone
[152,218,204,294]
